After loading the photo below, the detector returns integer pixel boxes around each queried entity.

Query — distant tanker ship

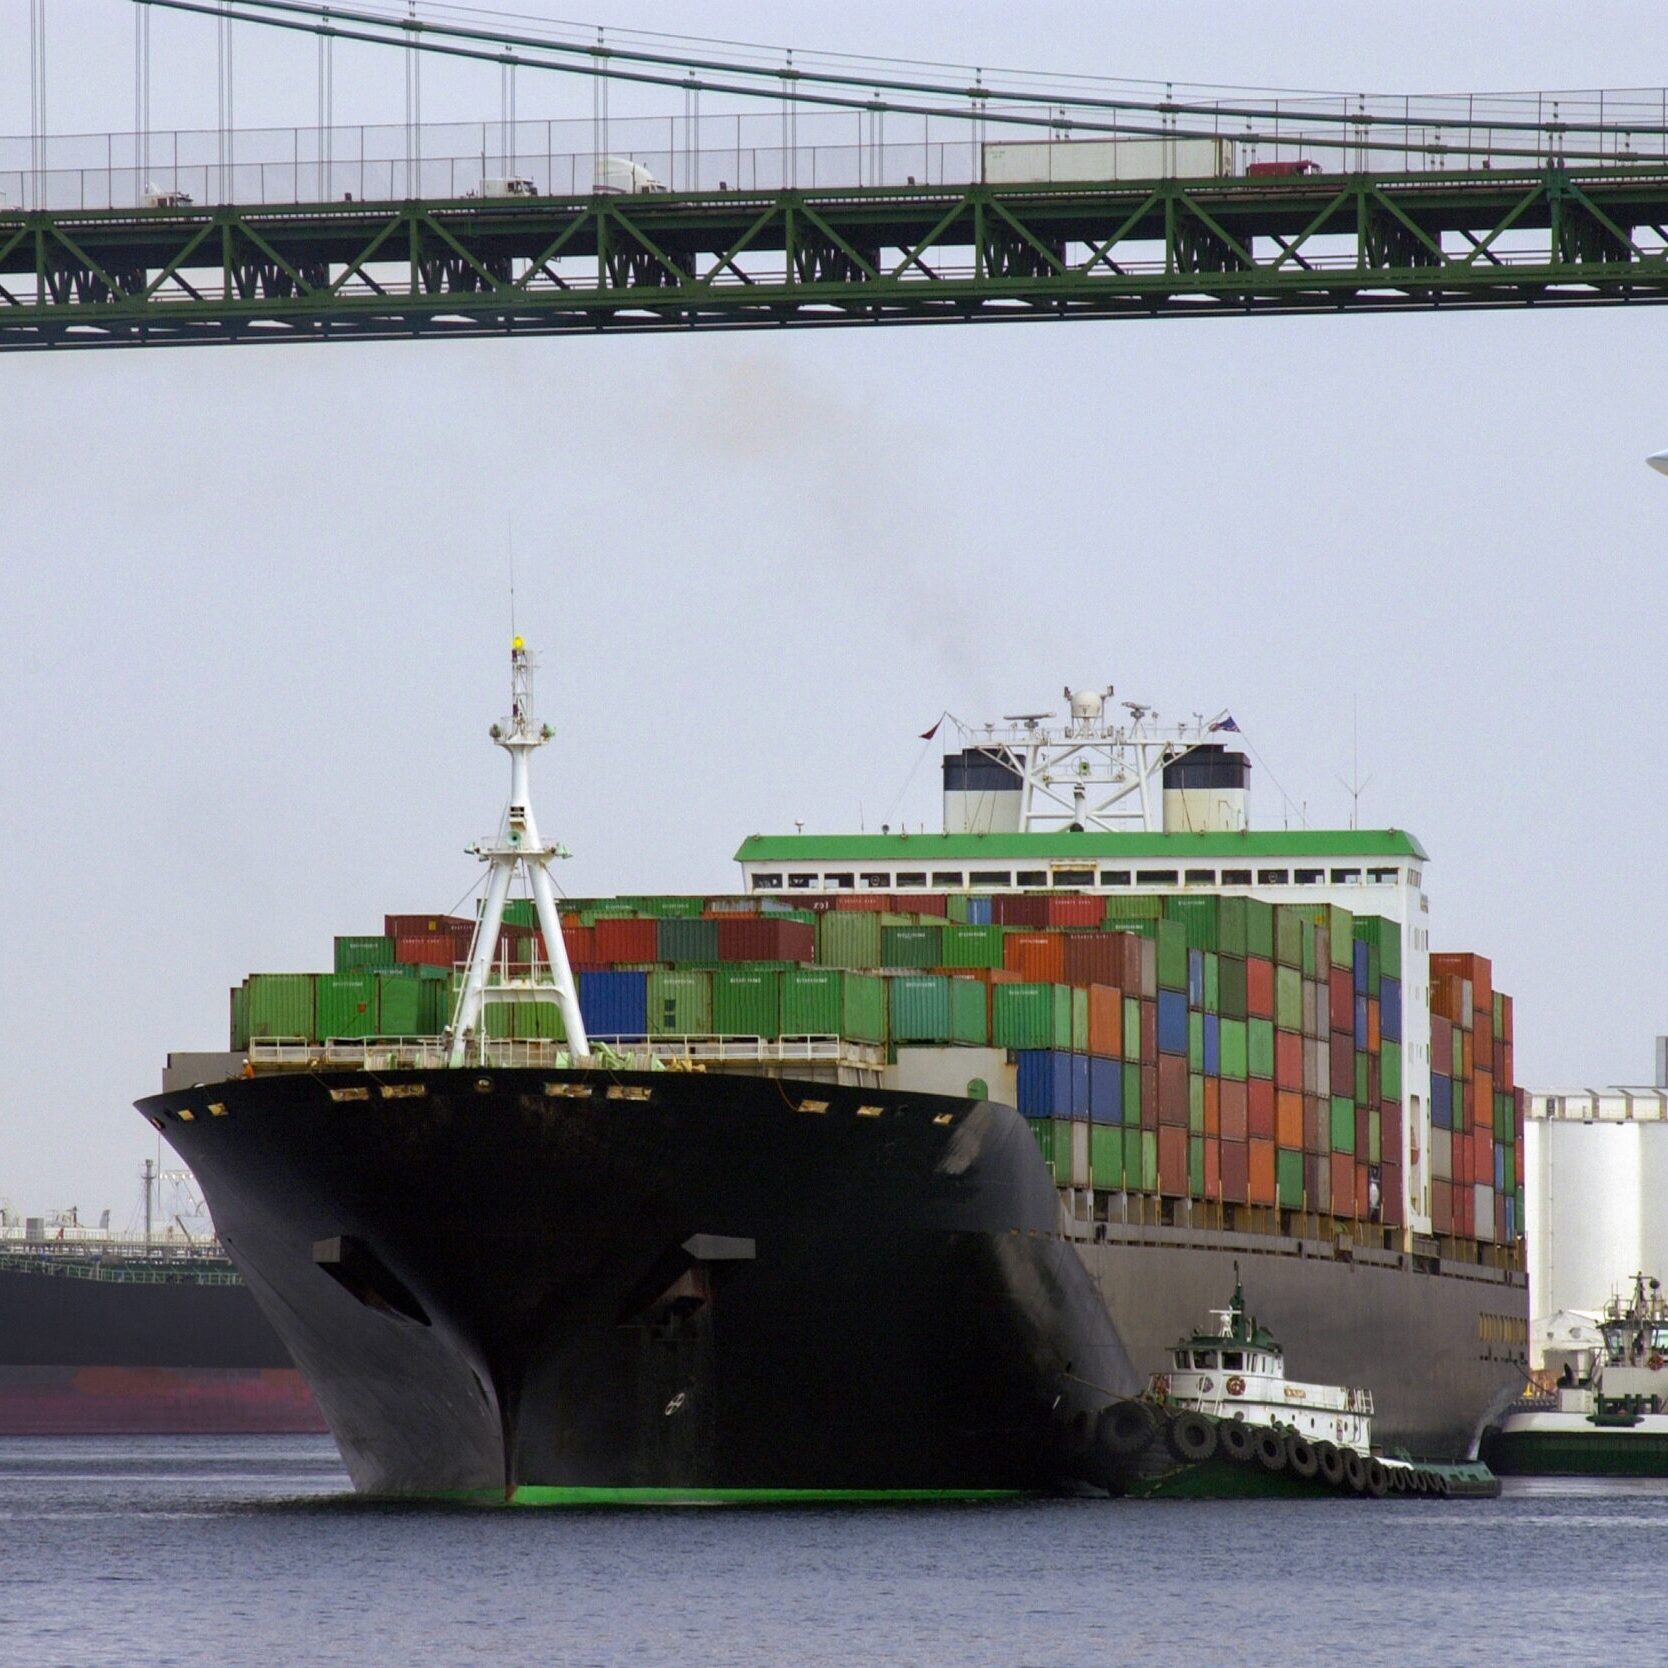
[137,648,1526,1498]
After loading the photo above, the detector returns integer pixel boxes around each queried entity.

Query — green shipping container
[229,984,248,1050]
[1188,1013,1204,1072]
[244,973,316,1041]
[1355,1052,1369,1106]
[1326,906,1356,970]
[882,924,944,969]
[1274,966,1303,1032]
[1203,953,1220,1013]
[1189,1073,1204,1135]
[1331,1095,1355,1153]
[713,968,781,1036]
[1104,894,1164,923]
[1141,1130,1159,1192]
[1190,1136,1206,1198]
[1071,987,1089,1053]
[1123,1126,1143,1188]
[1300,918,1317,980]
[317,972,378,1039]
[1124,1062,1142,1126]
[1091,1125,1124,1190]
[1218,956,1248,1020]
[1247,1019,1275,1081]
[502,899,539,929]
[418,977,452,1035]
[889,975,986,1044]
[1369,1109,1382,1165]
[1155,919,1189,992]
[1217,897,1249,957]
[1032,1118,1072,1179]
[335,935,396,973]
[818,911,882,969]
[1274,906,1305,969]
[1381,1040,1402,1100]
[657,918,720,964]
[1123,997,1142,1059]
[1276,1149,1304,1209]
[1163,895,1220,952]
[1244,898,1275,960]
[376,973,423,1035]
[648,969,712,1036]
[780,968,886,1043]
[992,983,1073,1050]
[940,924,1005,969]
[1219,1018,1249,1081]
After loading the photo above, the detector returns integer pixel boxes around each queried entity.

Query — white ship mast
[954,686,1231,834]
[446,637,589,1066]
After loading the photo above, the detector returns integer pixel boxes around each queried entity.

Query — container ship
[0,1198,324,1435]
[136,649,1527,1499]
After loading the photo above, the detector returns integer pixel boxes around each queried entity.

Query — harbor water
[0,1436,1663,1666]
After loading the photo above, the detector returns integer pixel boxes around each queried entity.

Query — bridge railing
[6,99,1668,213]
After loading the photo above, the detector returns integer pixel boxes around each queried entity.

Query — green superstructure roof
[735,829,1428,863]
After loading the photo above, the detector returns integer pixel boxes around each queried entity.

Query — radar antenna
[447,638,590,1066]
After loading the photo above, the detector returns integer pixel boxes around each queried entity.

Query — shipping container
[817,911,882,969]
[647,968,712,1036]
[889,975,986,1044]
[940,923,1006,970]
[334,935,396,973]
[656,917,720,964]
[579,970,649,1037]
[1088,1055,1123,1124]
[317,972,378,1039]
[779,968,886,1042]
[713,967,782,1036]
[992,982,1073,1050]
[244,973,316,1040]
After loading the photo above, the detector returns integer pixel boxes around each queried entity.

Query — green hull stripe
[428,1486,1026,1508]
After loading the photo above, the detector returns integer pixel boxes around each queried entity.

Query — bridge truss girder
[4,167,1668,349]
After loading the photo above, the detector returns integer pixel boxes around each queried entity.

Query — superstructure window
[1222,1351,1244,1370]
[1017,870,1047,887]
[1136,869,1179,885]
[823,874,854,889]
[1173,1351,1188,1369]
[751,873,783,889]
[1330,868,1362,883]
[970,870,1012,886]
[931,871,965,887]
[1184,869,1215,885]
[788,873,817,890]
[1367,867,1399,884]
[1192,1351,1218,1369]
[1099,870,1131,886]
[1054,868,1094,886]
[1409,869,1422,888]
[1257,869,1289,885]
[860,872,890,888]
[1295,868,1323,884]
[1221,869,1251,886]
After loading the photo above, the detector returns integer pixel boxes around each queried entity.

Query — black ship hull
[137,1069,1523,1496]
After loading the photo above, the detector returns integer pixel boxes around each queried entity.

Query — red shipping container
[1004,932,1067,983]
[1329,968,1353,1033]
[1381,1161,1403,1228]
[595,918,659,965]
[833,893,890,912]
[1275,1030,1304,1092]
[386,913,472,938]
[1114,934,1148,997]
[1354,1107,1370,1159]
[1496,1195,1509,1243]
[716,918,816,963]
[1205,1137,1222,1201]
[1330,1031,1354,1088]
[1158,1055,1190,1127]
[1431,1013,1453,1065]
[1330,1153,1356,1218]
[395,934,462,968]
[1246,957,1275,1019]
[1141,1064,1159,1132]
[890,894,948,917]
[1474,1008,1493,1061]
[558,925,596,968]
[1158,1126,1189,1196]
[991,896,1050,928]
[1501,994,1514,1043]
[1355,1161,1371,1221]
[1221,1140,1249,1204]
[1203,1077,1220,1138]
[1247,1078,1276,1141]
[1140,1000,1158,1062]
[1043,895,1105,928]
[1087,984,1123,1058]
[1248,1139,1276,1206]
[1275,1089,1304,1150]
[1457,1184,1473,1239]
[1515,1142,1525,1185]
[1220,1080,1249,1143]
[1432,952,1491,1006]
[1380,1102,1403,1163]
[1063,935,1121,988]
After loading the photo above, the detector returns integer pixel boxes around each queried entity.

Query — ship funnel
[1162,745,1251,834]
[943,748,1023,834]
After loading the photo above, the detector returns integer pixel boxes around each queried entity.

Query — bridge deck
[5,167,1668,349]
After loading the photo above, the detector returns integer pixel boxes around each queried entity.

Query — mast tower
[447,638,590,1066]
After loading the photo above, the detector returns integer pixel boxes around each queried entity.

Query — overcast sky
[2,1,1666,1221]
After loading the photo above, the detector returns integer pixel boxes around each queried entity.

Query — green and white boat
[1484,1274,1668,1476]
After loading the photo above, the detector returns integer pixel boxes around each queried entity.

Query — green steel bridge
[7,0,1668,350]
[8,166,1668,351]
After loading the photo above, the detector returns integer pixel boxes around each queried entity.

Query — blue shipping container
[1071,1053,1090,1118]
[1380,976,1403,1043]
[1494,1144,1507,1191]
[1157,989,1189,1055]
[1089,1055,1123,1124]
[1432,1072,1453,1129]
[1203,1013,1221,1078]
[1017,1050,1072,1119]
[1354,994,1368,1049]
[579,970,648,1037]
[1353,940,1369,994]
[1187,950,1205,1008]
[966,896,993,925]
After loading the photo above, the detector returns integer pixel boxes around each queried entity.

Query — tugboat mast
[447,637,590,1066]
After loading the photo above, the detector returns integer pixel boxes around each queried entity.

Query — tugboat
[1484,1273,1668,1477]
[1096,1270,1497,1498]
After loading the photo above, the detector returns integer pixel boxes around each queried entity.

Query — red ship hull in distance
[0,1365,328,1435]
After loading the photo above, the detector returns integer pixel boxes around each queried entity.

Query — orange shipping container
[1246,957,1275,1019]
[1220,1079,1248,1143]
[1275,1030,1303,1091]
[1003,932,1066,983]
[1158,1126,1189,1196]
[1275,1089,1304,1150]
[1331,1153,1356,1217]
[1366,998,1380,1054]
[1248,1139,1277,1206]
[1087,984,1123,1058]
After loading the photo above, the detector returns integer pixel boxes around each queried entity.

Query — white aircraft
[1650,450,1668,475]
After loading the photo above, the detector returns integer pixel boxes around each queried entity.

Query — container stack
[1428,952,1526,1244]
[226,888,1522,1251]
